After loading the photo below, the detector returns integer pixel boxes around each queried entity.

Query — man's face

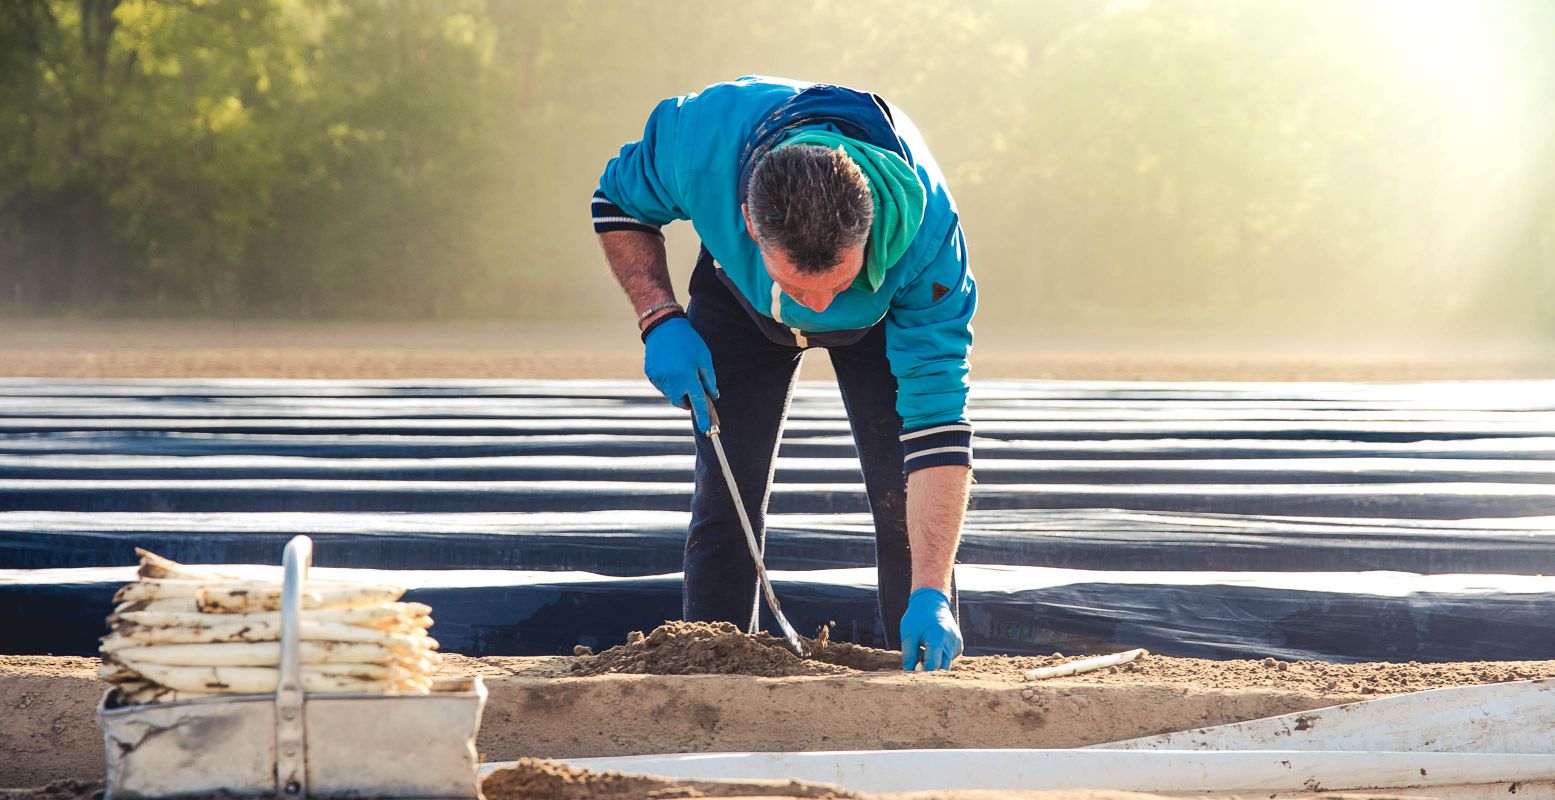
[744,204,865,313]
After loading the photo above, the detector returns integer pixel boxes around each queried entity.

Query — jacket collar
[736,83,909,207]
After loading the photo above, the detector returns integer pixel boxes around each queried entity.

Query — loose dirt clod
[482,757,855,799]
[570,622,898,677]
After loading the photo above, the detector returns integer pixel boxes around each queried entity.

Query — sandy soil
[566,622,1553,693]
[8,639,1555,789]
[2,319,1552,380]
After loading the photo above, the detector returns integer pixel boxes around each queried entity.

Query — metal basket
[98,536,487,799]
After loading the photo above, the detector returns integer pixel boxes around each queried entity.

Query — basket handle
[276,535,312,799]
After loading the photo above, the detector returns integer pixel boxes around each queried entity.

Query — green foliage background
[2,0,1552,337]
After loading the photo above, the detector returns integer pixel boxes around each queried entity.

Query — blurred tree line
[1,0,1552,336]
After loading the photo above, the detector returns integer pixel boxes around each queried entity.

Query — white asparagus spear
[122,681,209,700]
[120,656,402,682]
[128,662,407,694]
[106,641,404,667]
[197,584,404,612]
[115,580,202,603]
[135,548,246,582]
[1023,648,1148,681]
[98,661,138,681]
[116,578,370,603]
[104,657,437,687]
[310,662,403,680]
[114,597,199,615]
[101,652,438,687]
[118,603,432,630]
[117,683,220,705]
[101,634,436,660]
[113,594,432,619]
[390,650,441,669]
[115,579,402,605]
[113,672,431,703]
[116,616,431,637]
[113,588,410,613]
[102,619,437,650]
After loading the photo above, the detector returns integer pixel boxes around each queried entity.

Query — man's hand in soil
[900,587,963,671]
[901,464,969,671]
[643,317,718,432]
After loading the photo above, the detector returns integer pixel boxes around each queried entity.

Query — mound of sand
[570,621,899,677]
[564,621,1555,689]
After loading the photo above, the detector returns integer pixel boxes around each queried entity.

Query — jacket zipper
[770,284,808,347]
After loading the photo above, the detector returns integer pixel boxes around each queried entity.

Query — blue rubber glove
[900,587,963,671]
[643,317,719,432]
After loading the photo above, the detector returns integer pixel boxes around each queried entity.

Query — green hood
[777,130,926,293]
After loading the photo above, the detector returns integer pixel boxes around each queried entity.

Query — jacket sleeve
[591,96,693,237]
[886,220,977,474]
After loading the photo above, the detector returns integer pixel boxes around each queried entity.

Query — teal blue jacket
[593,76,975,470]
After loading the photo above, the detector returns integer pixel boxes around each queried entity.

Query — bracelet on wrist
[640,309,687,342]
[637,305,678,333]
[636,300,683,324]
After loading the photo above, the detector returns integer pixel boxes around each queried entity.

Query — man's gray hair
[746,145,872,274]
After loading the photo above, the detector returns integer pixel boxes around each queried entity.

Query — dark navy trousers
[682,251,919,649]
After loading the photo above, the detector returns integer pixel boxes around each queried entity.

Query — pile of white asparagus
[99,549,440,705]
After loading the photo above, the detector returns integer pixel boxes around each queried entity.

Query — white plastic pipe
[516,750,1555,795]
[1094,678,1555,754]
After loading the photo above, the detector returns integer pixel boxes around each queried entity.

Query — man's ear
[742,204,757,241]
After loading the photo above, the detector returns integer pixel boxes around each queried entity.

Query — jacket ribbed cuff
[900,420,973,474]
[591,190,663,236]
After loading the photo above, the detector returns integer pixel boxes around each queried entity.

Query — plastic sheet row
[1,454,1552,485]
[5,432,1553,461]
[5,509,1555,575]
[0,376,1551,405]
[6,563,1554,663]
[3,480,1554,517]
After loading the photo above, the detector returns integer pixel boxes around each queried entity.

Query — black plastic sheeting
[6,510,1555,576]
[3,479,1553,518]
[0,376,1547,402]
[1,417,1549,442]
[8,391,1554,417]
[4,378,1555,663]
[5,565,1555,663]
[2,455,1552,484]
[4,432,1553,462]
